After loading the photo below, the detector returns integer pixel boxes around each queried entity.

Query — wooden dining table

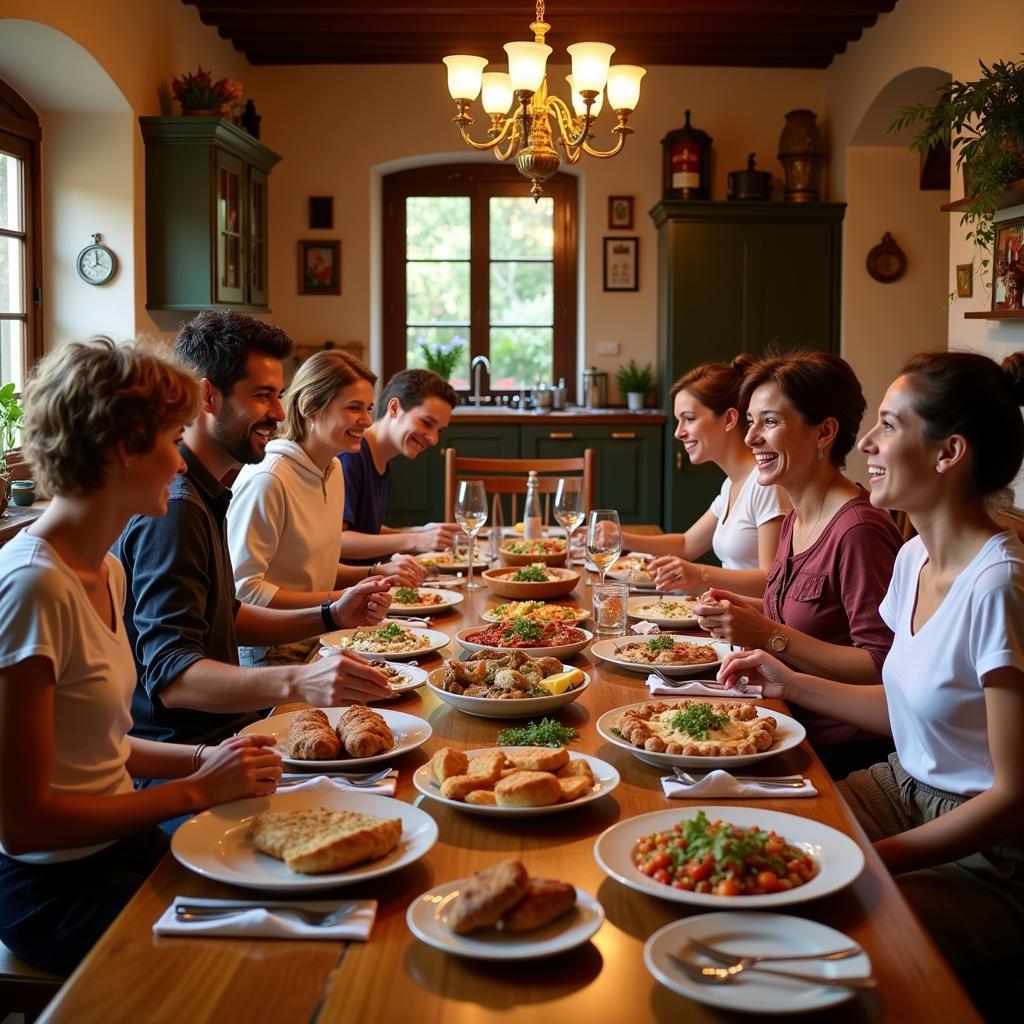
[38,565,979,1024]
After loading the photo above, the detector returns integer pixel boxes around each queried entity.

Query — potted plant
[615,359,653,410]
[417,336,465,380]
[0,381,24,517]
[890,56,1024,276]
[171,66,244,117]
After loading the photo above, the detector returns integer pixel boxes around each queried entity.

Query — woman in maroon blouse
[696,351,904,776]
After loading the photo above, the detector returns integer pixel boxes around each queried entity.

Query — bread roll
[494,770,562,807]
[286,708,341,760]
[505,746,569,773]
[336,705,392,758]
[501,878,576,932]
[446,860,530,934]
[431,747,469,784]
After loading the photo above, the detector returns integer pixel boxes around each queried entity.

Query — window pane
[490,261,553,326]
[0,319,25,391]
[406,327,469,389]
[0,151,24,232]
[490,197,553,259]
[490,327,553,388]
[406,261,470,324]
[407,197,470,259]
[0,236,26,315]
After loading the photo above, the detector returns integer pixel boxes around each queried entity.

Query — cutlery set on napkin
[661,770,817,800]
[155,896,377,939]
[277,770,398,795]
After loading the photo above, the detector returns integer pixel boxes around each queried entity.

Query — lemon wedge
[513,521,525,533]
[538,669,584,695]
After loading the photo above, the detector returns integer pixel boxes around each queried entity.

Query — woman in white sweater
[719,350,1024,1008]
[227,349,399,667]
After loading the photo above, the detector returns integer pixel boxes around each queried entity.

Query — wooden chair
[443,449,595,525]
[0,940,64,1021]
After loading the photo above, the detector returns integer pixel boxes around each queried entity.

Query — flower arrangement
[418,336,465,379]
[171,66,244,115]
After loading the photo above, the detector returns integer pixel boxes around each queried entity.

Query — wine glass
[586,509,622,587]
[455,479,488,590]
[553,478,585,564]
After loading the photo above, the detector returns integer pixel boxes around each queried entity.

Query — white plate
[594,806,865,909]
[412,749,620,816]
[454,625,592,660]
[415,551,489,573]
[387,588,464,616]
[238,707,432,768]
[406,880,603,960]
[595,701,806,769]
[312,655,428,698]
[481,603,590,626]
[171,782,438,893]
[644,912,872,1015]
[627,595,700,628]
[319,624,449,660]
[606,553,654,586]
[590,635,730,676]
[426,665,591,719]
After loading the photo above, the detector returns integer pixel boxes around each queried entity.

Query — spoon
[666,951,876,991]
[686,936,863,968]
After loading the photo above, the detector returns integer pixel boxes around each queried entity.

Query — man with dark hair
[116,312,392,815]
[340,368,459,563]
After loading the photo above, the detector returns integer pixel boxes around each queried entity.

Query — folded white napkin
[278,772,398,797]
[645,674,762,699]
[632,620,661,635]
[395,616,430,627]
[661,771,816,799]
[154,896,377,940]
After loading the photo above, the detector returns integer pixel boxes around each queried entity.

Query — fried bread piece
[556,759,594,785]
[505,746,570,773]
[250,805,401,875]
[431,747,469,784]
[501,878,576,932]
[557,776,591,802]
[466,751,506,782]
[286,709,341,760]
[494,770,562,807]
[464,790,497,806]
[446,859,530,934]
[336,705,393,758]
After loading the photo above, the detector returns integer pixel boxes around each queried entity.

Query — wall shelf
[941,179,1024,213]
[964,310,1024,320]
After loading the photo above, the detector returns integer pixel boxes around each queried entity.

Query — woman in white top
[622,356,788,595]
[227,350,397,667]
[0,339,282,973]
[719,350,1024,1001]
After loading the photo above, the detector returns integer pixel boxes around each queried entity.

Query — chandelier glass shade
[442,2,645,199]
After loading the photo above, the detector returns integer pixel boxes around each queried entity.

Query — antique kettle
[728,153,773,201]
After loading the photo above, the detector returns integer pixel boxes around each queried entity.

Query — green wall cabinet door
[651,201,844,534]
[140,117,281,312]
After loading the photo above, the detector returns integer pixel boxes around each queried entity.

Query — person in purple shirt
[696,351,904,777]
[340,369,459,565]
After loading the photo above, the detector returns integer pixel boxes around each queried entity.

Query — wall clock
[866,232,906,283]
[76,233,118,285]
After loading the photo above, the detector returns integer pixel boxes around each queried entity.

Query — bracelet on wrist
[192,743,207,773]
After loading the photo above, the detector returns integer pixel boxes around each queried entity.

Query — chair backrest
[992,504,1024,542]
[444,449,596,525]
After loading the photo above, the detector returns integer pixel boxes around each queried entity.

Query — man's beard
[213,404,272,465]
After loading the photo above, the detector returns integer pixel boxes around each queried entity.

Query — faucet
[470,355,491,406]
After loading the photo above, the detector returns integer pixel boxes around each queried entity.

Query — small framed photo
[608,195,634,230]
[955,263,973,298]
[308,196,334,230]
[298,240,341,295]
[603,236,638,292]
[992,217,1024,310]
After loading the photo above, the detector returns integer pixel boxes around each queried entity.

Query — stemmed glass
[455,479,488,590]
[586,509,622,587]
[553,478,585,564]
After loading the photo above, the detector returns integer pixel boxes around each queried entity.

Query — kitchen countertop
[448,406,667,425]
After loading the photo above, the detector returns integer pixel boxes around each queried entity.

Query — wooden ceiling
[183,1,899,69]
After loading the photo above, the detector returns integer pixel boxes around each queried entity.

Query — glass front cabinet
[140,117,280,312]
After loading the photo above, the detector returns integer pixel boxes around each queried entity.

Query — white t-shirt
[880,532,1024,796]
[708,467,788,570]
[228,439,345,606]
[0,532,135,863]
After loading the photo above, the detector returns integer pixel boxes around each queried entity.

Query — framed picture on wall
[955,263,973,298]
[992,217,1024,311]
[608,195,634,230]
[603,236,638,291]
[298,240,341,295]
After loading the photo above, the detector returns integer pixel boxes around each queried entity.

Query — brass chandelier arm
[547,94,593,152]
[454,113,518,152]
[581,115,633,158]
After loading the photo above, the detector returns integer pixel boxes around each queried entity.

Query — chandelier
[442,1,645,200]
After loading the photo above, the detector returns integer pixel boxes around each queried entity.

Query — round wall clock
[76,233,118,286]
[866,232,907,284]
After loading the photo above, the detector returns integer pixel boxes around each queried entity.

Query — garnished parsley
[394,587,420,604]
[671,704,729,740]
[646,635,675,652]
[372,622,404,641]
[497,718,578,747]
[512,564,548,583]
[507,618,543,642]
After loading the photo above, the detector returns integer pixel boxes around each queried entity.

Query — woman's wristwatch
[321,600,337,630]
[767,630,789,654]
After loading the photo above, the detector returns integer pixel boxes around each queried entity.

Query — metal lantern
[661,109,712,200]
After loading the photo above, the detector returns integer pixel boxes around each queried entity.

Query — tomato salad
[632,810,817,896]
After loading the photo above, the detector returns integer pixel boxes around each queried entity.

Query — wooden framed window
[0,79,42,394]
[382,163,577,393]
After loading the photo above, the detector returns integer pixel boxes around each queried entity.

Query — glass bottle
[523,470,543,540]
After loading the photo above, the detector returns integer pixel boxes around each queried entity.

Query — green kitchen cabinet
[520,424,663,524]
[140,117,280,312]
[651,200,845,534]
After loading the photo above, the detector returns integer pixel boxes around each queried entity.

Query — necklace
[796,472,840,550]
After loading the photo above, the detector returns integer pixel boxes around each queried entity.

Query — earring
[816,448,824,462]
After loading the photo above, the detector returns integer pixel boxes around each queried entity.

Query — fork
[671,767,807,789]
[278,767,394,788]
[651,667,731,689]
[685,936,863,967]
[175,902,357,927]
